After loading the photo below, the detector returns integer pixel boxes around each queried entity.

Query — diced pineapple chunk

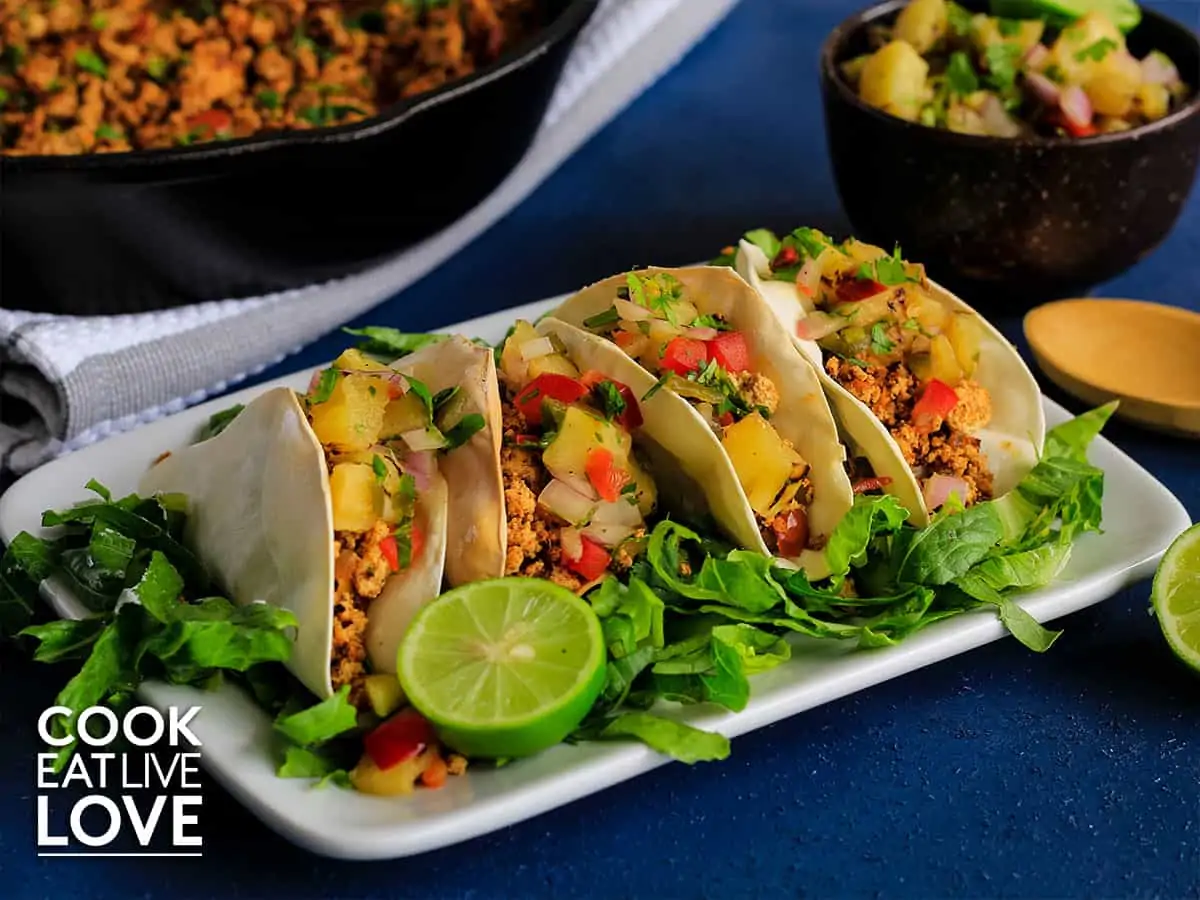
[972,16,1044,55]
[499,320,540,390]
[1085,51,1142,117]
[528,352,581,380]
[908,352,933,382]
[843,238,888,266]
[309,375,390,451]
[1050,12,1124,84]
[380,391,430,439]
[720,413,802,517]
[945,313,983,378]
[1136,82,1170,120]
[331,450,403,495]
[334,348,393,373]
[859,40,930,122]
[329,463,384,532]
[544,406,629,491]
[929,334,965,385]
[364,674,406,719]
[906,289,949,333]
[349,747,435,796]
[625,455,658,517]
[893,0,947,54]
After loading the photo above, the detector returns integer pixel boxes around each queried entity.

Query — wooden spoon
[1024,298,1200,438]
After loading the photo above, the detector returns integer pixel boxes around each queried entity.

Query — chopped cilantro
[946,51,979,96]
[90,13,108,29]
[371,455,388,483]
[997,18,1022,37]
[94,123,123,141]
[257,89,280,110]
[73,49,108,78]
[308,368,340,404]
[743,229,782,260]
[857,246,913,287]
[902,318,921,332]
[583,306,621,330]
[406,376,434,419]
[592,380,627,422]
[643,273,685,326]
[641,373,672,402]
[443,414,485,451]
[0,87,9,105]
[983,42,1023,92]
[396,473,417,508]
[690,314,731,331]
[869,323,895,355]
[946,2,973,37]
[626,273,647,308]
[1075,38,1117,63]
[145,57,169,82]
[1044,64,1064,84]
[789,227,835,260]
[432,386,459,411]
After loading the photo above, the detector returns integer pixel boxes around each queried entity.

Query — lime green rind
[1151,523,1200,674]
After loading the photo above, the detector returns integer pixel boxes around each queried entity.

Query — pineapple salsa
[579,273,816,559]
[497,322,657,591]
[301,348,483,698]
[734,228,996,510]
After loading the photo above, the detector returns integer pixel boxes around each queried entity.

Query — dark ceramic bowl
[820,0,1200,306]
[1,0,598,316]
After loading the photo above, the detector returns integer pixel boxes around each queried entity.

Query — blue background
[2,0,1198,896]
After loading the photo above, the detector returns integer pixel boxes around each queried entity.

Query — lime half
[1152,523,1200,674]
[397,578,606,758]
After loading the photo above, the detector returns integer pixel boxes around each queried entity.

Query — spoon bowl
[1024,299,1200,439]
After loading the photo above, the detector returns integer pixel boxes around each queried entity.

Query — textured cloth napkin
[0,0,738,478]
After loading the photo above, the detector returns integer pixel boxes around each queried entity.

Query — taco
[548,266,856,579]
[137,336,500,703]
[731,228,1044,526]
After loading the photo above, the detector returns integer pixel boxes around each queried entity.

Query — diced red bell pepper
[911,379,959,432]
[364,709,435,771]
[579,371,644,430]
[835,278,888,303]
[772,245,799,269]
[379,535,399,571]
[1046,110,1097,138]
[514,373,587,427]
[409,523,425,565]
[661,337,709,376]
[706,331,751,373]
[563,535,611,582]
[717,411,735,428]
[585,446,629,503]
[187,109,233,137]
[773,508,809,558]
[852,476,894,494]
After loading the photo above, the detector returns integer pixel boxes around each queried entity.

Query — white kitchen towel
[0,0,739,477]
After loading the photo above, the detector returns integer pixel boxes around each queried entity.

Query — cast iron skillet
[0,0,600,315]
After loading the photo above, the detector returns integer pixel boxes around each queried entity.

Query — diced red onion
[795,311,846,342]
[519,337,556,361]
[1023,43,1050,70]
[981,95,1022,138]
[1141,52,1179,86]
[683,326,719,341]
[581,522,635,548]
[614,298,651,321]
[538,479,598,525]
[401,450,436,491]
[923,473,969,511]
[591,497,643,528]
[1024,72,1061,106]
[560,526,584,561]
[1059,85,1093,129]
[796,259,822,299]
[400,428,446,453]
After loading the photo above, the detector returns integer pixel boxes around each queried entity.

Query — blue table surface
[3,0,1199,896]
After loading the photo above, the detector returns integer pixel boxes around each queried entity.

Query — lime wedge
[397,578,606,758]
[1152,523,1200,674]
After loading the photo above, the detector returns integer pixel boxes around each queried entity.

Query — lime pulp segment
[398,578,606,755]
[1152,523,1200,672]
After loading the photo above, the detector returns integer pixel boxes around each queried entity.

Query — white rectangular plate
[1,295,1190,861]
